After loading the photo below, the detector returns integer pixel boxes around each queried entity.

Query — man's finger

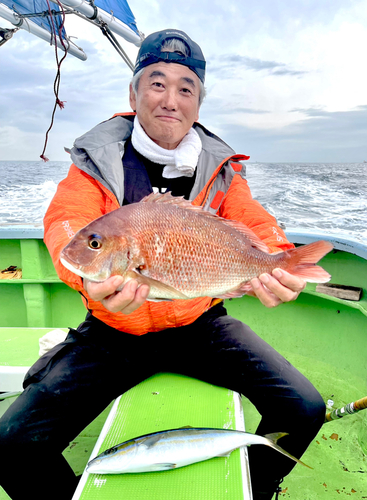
[84,276,125,301]
[258,271,302,303]
[250,277,282,308]
[118,284,150,315]
[101,281,150,314]
[272,269,306,293]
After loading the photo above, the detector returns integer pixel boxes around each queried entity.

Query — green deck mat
[74,373,250,500]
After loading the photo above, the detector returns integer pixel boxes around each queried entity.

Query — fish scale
[60,192,333,300]
[134,205,255,295]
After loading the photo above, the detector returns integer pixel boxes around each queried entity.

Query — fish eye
[88,234,102,250]
[104,446,118,455]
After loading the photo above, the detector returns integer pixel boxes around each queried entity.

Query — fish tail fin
[283,240,333,283]
[264,433,312,469]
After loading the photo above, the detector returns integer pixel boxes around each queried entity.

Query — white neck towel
[131,116,202,179]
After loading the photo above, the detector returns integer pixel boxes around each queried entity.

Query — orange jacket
[44,114,293,335]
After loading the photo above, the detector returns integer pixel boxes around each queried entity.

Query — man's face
[129,62,201,150]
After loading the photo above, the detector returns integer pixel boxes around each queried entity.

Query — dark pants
[0,304,325,499]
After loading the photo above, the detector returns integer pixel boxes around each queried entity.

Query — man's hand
[84,276,150,314]
[249,269,306,308]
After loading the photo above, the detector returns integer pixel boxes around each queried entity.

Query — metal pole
[52,0,142,46]
[0,3,86,59]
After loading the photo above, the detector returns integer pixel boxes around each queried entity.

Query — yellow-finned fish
[60,192,333,300]
[86,427,311,474]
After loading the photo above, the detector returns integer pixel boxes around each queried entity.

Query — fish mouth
[86,458,102,474]
[60,257,108,282]
[60,257,85,278]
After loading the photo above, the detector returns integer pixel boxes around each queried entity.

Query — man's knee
[277,383,326,438]
[303,388,326,426]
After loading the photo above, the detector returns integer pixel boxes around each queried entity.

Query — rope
[40,0,69,161]
[37,0,135,160]
[0,266,22,279]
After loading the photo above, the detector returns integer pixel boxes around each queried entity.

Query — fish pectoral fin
[126,271,189,300]
[138,434,163,448]
[149,463,177,471]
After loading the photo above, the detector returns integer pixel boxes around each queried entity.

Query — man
[0,30,325,500]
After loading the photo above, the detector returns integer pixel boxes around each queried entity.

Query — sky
[0,0,367,162]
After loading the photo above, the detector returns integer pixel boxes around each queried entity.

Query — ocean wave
[0,161,366,242]
[0,180,59,224]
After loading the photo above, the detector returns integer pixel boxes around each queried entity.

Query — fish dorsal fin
[140,192,271,254]
[220,219,271,254]
[141,192,205,213]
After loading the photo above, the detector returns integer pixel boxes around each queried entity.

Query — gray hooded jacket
[68,114,248,213]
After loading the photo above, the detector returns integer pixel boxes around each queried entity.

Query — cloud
[271,68,306,77]
[215,105,367,162]
[233,107,270,114]
[291,105,367,128]
[208,54,307,78]
[291,107,331,117]
[201,95,270,117]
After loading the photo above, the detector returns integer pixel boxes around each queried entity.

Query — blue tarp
[1,0,139,37]
[94,0,139,35]
[1,0,66,38]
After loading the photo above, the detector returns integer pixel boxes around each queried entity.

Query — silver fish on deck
[60,192,333,301]
[86,427,310,474]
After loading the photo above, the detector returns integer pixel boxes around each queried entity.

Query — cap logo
[138,53,150,62]
[165,31,188,40]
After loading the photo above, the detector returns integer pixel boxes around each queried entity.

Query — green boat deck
[1,228,366,499]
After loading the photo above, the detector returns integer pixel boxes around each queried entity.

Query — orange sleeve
[43,164,118,291]
[219,174,294,253]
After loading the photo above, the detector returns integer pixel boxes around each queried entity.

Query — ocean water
[0,160,366,243]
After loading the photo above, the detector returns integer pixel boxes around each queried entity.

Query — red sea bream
[60,192,333,300]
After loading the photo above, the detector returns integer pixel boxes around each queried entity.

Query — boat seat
[73,373,252,500]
